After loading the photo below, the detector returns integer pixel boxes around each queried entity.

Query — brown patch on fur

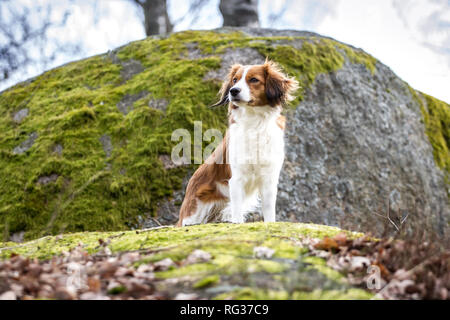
[211,64,242,108]
[177,133,231,226]
[224,61,298,108]
[277,115,286,130]
[263,60,299,107]
[212,60,298,109]
[246,65,270,107]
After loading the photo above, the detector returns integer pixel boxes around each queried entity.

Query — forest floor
[0,222,448,300]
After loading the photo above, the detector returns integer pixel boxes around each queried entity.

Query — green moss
[191,32,378,105]
[0,241,15,248]
[291,288,373,300]
[303,256,345,282]
[0,32,227,240]
[408,87,450,176]
[214,254,287,274]
[108,285,127,295]
[214,287,373,300]
[214,288,289,300]
[336,43,377,74]
[422,94,450,173]
[0,222,373,299]
[260,238,306,259]
[193,275,220,289]
[0,222,360,259]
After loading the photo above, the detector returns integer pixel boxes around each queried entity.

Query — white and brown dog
[177,60,298,227]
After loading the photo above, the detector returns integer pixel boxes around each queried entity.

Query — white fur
[182,199,227,226]
[233,66,252,103]
[226,105,284,223]
[226,66,285,223]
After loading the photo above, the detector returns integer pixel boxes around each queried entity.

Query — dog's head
[212,60,299,108]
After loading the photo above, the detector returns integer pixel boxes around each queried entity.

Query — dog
[177,60,298,227]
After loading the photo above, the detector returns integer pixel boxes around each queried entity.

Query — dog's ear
[264,59,299,107]
[210,64,242,108]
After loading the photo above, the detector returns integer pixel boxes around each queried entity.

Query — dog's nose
[230,88,241,97]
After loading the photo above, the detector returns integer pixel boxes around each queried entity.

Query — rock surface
[13,108,29,123]
[12,132,38,155]
[279,59,448,234]
[0,28,448,240]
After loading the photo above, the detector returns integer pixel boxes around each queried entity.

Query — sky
[1,0,449,103]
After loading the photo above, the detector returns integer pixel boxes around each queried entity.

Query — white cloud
[314,0,450,103]
[259,0,340,30]
[393,0,450,65]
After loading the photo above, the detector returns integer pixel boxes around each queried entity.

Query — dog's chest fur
[228,105,285,196]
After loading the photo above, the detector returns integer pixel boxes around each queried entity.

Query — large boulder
[0,28,448,240]
[277,41,449,235]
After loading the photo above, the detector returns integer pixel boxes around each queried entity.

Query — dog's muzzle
[229,87,241,101]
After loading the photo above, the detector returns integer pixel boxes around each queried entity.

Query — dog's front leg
[261,176,278,223]
[229,177,245,223]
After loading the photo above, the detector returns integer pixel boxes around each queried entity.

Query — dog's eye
[233,78,237,84]
[250,78,259,83]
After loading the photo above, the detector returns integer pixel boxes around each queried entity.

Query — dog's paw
[223,217,244,224]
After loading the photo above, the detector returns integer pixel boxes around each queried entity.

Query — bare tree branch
[170,0,212,28]
[219,0,259,27]
[128,0,172,36]
[0,1,81,83]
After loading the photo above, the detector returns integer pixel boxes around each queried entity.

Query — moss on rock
[0,222,373,300]
[0,222,361,260]
[214,287,373,300]
[0,30,384,240]
[421,94,450,174]
[193,274,220,289]
[408,87,450,177]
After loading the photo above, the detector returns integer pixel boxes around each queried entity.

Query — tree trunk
[142,0,172,36]
[219,0,260,27]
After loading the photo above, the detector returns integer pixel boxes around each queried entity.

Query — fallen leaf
[314,237,339,251]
